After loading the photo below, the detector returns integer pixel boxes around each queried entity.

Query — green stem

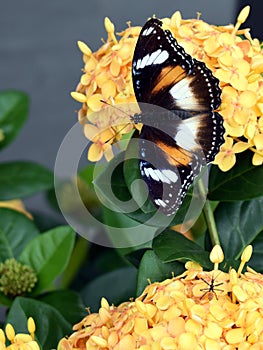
[198,178,221,247]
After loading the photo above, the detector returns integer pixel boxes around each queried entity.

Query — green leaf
[209,152,263,201]
[79,163,105,189]
[103,206,155,254]
[0,161,54,200]
[81,267,137,312]
[153,229,212,269]
[6,297,71,350]
[0,90,29,150]
[250,232,263,272]
[38,289,86,324]
[19,226,75,294]
[214,198,263,260]
[93,151,135,211]
[0,208,39,261]
[137,250,185,295]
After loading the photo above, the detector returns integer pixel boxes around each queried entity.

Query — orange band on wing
[152,65,187,93]
[156,141,191,167]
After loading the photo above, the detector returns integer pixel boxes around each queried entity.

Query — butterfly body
[131,18,225,215]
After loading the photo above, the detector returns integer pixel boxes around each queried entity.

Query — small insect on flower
[200,272,224,300]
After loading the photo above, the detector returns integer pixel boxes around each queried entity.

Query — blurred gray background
[0,0,261,214]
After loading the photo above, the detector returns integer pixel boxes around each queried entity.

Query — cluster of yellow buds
[71,6,263,171]
[0,318,40,350]
[58,245,263,349]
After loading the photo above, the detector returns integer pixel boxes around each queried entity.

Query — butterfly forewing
[132,18,225,215]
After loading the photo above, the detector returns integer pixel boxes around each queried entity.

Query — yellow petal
[218,153,236,172]
[5,324,15,342]
[231,74,248,91]
[104,17,115,34]
[88,143,103,162]
[178,332,197,350]
[235,59,250,76]
[27,318,36,335]
[84,57,97,72]
[237,5,250,24]
[233,141,250,153]
[239,91,257,109]
[77,41,92,56]
[253,134,263,151]
[87,94,104,112]
[170,11,182,28]
[252,152,263,166]
[219,51,233,66]
[214,69,231,84]
[99,128,115,143]
[84,124,100,141]
[225,328,245,344]
[80,73,91,86]
[110,56,122,77]
[71,91,87,103]
[101,80,116,99]
[224,123,244,137]
[118,44,132,61]
[96,71,110,88]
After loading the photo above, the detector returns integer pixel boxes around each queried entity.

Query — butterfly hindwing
[132,18,225,215]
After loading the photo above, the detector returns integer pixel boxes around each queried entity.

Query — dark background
[0,0,261,214]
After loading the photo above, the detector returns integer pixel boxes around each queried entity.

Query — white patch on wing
[142,26,154,36]
[174,119,200,150]
[136,50,169,69]
[154,50,169,64]
[161,169,178,183]
[169,76,202,110]
[141,165,182,186]
[154,199,167,208]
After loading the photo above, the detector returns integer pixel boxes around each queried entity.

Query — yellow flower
[57,245,263,349]
[0,318,40,350]
[213,136,250,171]
[71,6,263,170]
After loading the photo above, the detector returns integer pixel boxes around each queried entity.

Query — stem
[198,178,221,247]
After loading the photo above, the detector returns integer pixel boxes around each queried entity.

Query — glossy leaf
[209,152,263,201]
[0,208,39,261]
[214,197,263,260]
[0,161,53,200]
[6,297,71,350]
[103,206,155,254]
[137,250,185,295]
[93,151,135,211]
[81,267,137,312]
[0,90,29,150]
[250,232,263,272]
[153,229,212,269]
[19,226,75,294]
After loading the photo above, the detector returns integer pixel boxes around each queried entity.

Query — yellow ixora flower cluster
[0,318,40,350]
[71,6,263,171]
[58,245,263,349]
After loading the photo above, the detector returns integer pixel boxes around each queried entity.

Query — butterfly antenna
[100,99,132,118]
[99,99,134,143]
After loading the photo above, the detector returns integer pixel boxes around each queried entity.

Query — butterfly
[131,17,225,216]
